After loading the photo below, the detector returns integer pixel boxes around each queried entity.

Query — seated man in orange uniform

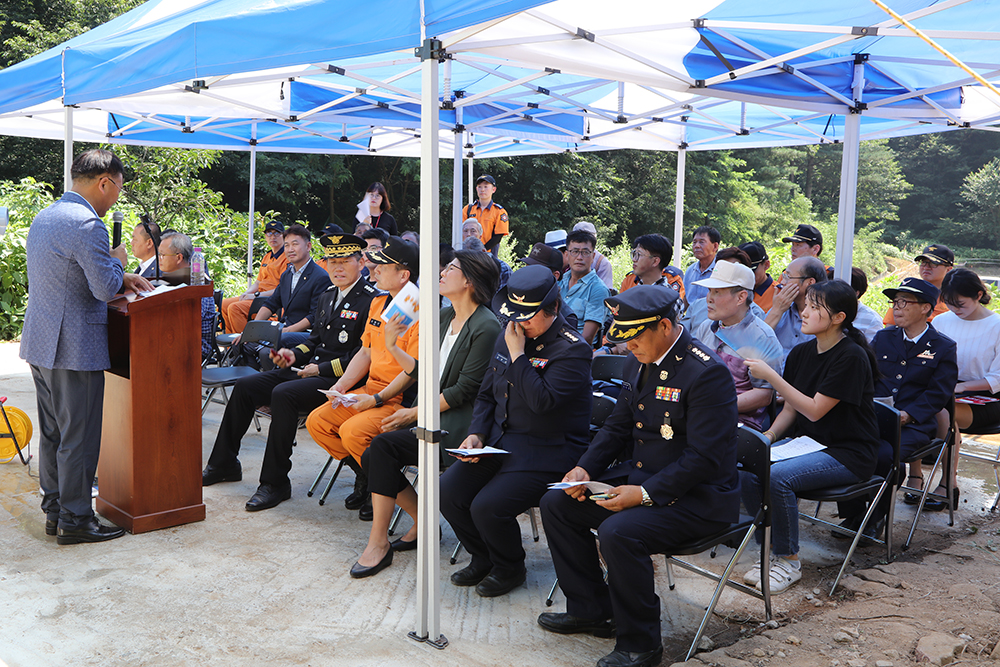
[222,220,288,334]
[305,237,420,517]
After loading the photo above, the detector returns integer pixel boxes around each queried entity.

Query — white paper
[546,481,614,493]
[770,435,827,462]
[380,280,419,329]
[317,388,359,409]
[124,283,183,302]
[444,446,510,457]
[355,199,370,223]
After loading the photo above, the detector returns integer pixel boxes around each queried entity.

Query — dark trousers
[540,487,727,653]
[366,428,421,498]
[840,422,933,520]
[439,457,556,577]
[206,368,333,487]
[30,365,105,529]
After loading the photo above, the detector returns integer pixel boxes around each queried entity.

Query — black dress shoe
[344,458,368,510]
[45,515,58,536]
[537,612,616,638]
[390,536,417,552]
[358,495,373,521]
[476,570,526,597]
[202,464,242,486]
[597,646,664,667]
[245,483,291,511]
[923,487,959,512]
[831,516,861,539]
[56,518,126,545]
[450,563,492,587]
[350,547,394,579]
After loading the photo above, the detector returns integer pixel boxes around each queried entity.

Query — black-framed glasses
[103,176,124,193]
[781,271,808,281]
[891,298,920,309]
[568,248,593,257]
[631,250,653,261]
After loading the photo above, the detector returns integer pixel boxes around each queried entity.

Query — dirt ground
[3,340,1000,667]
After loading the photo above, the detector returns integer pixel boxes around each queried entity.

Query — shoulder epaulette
[363,282,378,294]
[560,327,581,343]
[687,342,712,364]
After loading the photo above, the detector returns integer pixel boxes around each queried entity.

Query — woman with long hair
[349,249,500,577]
[742,280,880,594]
[925,268,1000,510]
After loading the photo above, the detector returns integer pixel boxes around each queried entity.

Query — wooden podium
[98,284,212,533]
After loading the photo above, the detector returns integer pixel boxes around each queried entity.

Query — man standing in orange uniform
[463,175,509,257]
[305,237,421,516]
[222,220,289,334]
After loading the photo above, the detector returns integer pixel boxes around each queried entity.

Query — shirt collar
[338,277,362,301]
[755,274,773,296]
[903,323,929,344]
[290,258,313,275]
[138,256,156,272]
[652,325,685,367]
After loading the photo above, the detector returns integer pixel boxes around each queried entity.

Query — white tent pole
[673,147,686,269]
[247,123,258,284]
[834,60,865,281]
[63,106,73,194]
[452,109,464,248]
[412,36,445,650]
[467,138,474,203]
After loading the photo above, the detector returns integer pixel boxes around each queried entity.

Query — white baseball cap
[694,261,755,290]
[544,229,567,249]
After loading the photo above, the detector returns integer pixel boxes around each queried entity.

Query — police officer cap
[914,244,954,266]
[782,223,822,246]
[319,222,344,237]
[264,220,285,233]
[605,285,681,343]
[319,233,365,258]
[492,264,560,322]
[366,236,419,275]
[883,277,939,306]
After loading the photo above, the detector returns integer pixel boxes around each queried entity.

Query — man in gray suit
[20,149,153,545]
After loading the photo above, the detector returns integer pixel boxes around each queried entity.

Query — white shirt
[934,310,1000,392]
[138,256,156,275]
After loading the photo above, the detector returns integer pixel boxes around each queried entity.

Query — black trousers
[540,486,727,653]
[366,428,421,498]
[439,457,556,578]
[206,368,333,487]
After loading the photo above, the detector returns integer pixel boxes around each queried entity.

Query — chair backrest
[874,401,901,471]
[736,425,771,497]
[592,355,626,382]
[241,319,284,347]
[590,393,617,430]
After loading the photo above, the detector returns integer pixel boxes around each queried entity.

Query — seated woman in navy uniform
[743,280,880,594]
[349,249,501,578]
[440,265,594,598]
[537,286,740,667]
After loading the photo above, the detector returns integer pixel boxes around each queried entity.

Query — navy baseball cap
[476,174,497,186]
[914,244,955,266]
[883,277,940,305]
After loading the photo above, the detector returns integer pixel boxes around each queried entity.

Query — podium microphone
[112,210,123,249]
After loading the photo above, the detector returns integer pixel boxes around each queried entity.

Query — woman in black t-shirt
[742,280,880,594]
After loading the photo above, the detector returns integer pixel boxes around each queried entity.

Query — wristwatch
[254,291,260,297]
[640,486,654,506]
[373,393,384,408]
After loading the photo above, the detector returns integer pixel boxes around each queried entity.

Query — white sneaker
[742,555,773,586]
[758,557,802,594]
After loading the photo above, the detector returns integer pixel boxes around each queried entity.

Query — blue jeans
[740,447,860,557]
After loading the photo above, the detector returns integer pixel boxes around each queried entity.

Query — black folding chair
[201,320,283,414]
[799,402,900,594]
[901,399,956,550]
[665,425,773,660]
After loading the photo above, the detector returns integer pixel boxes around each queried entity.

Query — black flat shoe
[202,464,242,486]
[476,570,526,598]
[450,563,492,587]
[537,612,616,638]
[390,536,417,552]
[923,487,959,512]
[56,518,126,545]
[45,515,58,536]
[902,476,924,505]
[245,483,291,511]
[350,547,394,579]
[597,646,664,667]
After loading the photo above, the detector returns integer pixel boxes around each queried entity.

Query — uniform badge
[529,358,549,369]
[917,351,935,360]
[339,330,349,344]
[655,387,681,402]
[340,309,358,320]
[622,381,632,392]
[369,318,382,327]
[659,370,668,380]
[660,421,674,440]
[675,355,683,362]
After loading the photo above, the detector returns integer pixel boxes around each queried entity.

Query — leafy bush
[0,178,55,339]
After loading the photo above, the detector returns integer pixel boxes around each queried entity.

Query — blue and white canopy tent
[2,0,1000,648]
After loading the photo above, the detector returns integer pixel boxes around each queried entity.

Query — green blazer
[437,304,502,454]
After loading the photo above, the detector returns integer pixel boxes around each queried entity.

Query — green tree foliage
[960,157,1000,246]
[0,178,54,339]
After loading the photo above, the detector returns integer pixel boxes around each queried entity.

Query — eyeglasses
[103,176,124,193]
[158,251,180,259]
[568,248,593,257]
[631,250,653,261]
[781,271,808,281]
[441,262,463,275]
[891,298,921,309]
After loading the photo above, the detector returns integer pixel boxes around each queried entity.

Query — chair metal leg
[318,459,345,506]
[831,482,889,595]
[308,456,334,497]
[529,506,540,542]
[666,561,675,590]
[450,542,463,565]
[760,526,773,621]
[904,442,948,550]
[546,577,559,606]
[201,387,219,414]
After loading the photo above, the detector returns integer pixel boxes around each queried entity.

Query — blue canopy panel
[60,0,550,106]
[682,0,970,112]
[289,80,588,142]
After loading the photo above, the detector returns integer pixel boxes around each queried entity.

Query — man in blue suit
[251,223,332,348]
[20,149,153,545]
[538,286,740,667]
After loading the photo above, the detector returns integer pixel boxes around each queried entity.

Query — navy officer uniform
[203,235,379,500]
[841,278,957,523]
[440,265,594,598]
[538,286,740,667]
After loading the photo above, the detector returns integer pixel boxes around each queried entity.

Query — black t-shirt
[370,211,397,236]
[784,336,879,480]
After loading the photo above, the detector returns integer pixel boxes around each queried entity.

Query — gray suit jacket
[20,192,125,371]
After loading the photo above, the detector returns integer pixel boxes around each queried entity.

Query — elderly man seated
[694,261,783,430]
[764,256,828,359]
[158,231,216,361]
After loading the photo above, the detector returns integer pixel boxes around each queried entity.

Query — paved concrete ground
[1,342,996,667]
